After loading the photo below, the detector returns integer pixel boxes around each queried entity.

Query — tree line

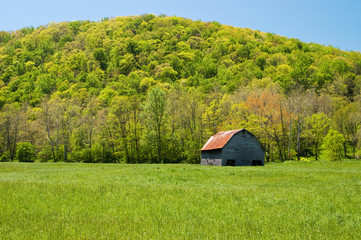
[0,15,361,162]
[0,85,359,163]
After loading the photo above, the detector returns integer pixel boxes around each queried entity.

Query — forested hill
[1,14,361,163]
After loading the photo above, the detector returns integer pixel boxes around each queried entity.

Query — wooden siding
[222,131,264,166]
[200,129,265,166]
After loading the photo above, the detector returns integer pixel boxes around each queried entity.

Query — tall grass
[0,161,360,239]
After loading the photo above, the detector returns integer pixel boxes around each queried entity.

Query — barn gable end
[201,129,265,166]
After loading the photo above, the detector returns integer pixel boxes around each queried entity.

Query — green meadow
[0,161,360,239]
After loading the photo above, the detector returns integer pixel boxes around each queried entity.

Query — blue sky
[2,0,360,52]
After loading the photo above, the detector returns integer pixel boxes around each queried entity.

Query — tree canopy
[1,15,361,163]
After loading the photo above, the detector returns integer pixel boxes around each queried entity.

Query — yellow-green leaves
[323,130,345,161]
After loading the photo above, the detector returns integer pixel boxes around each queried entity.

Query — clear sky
[2,0,360,52]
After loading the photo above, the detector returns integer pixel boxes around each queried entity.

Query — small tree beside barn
[201,129,265,166]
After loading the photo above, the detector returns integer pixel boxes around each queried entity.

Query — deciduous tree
[141,87,167,163]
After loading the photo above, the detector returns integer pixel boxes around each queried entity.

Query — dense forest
[1,14,361,163]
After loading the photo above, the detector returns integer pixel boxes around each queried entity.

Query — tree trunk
[56,117,60,161]
[10,118,19,161]
[133,110,139,163]
[288,120,292,160]
[343,141,348,158]
[46,126,56,162]
[274,134,284,162]
[280,104,287,161]
[157,124,162,164]
[89,114,94,162]
[297,115,301,161]
[121,126,129,163]
[64,118,70,162]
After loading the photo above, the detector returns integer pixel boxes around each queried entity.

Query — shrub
[37,145,63,162]
[16,142,35,162]
[323,130,345,161]
[0,154,9,162]
[300,157,311,162]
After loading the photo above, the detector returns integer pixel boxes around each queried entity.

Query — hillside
[1,14,361,163]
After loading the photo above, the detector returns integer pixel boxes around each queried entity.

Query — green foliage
[1,15,361,163]
[142,87,168,163]
[16,142,35,162]
[0,154,9,162]
[299,157,311,162]
[93,48,107,71]
[68,21,82,35]
[202,99,222,135]
[304,113,330,160]
[323,130,345,161]
[37,145,59,162]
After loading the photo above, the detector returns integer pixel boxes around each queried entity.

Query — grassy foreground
[0,162,361,239]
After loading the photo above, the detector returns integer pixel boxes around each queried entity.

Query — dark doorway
[252,160,262,166]
[226,159,236,166]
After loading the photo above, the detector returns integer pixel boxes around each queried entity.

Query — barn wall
[201,149,222,166]
[201,158,222,166]
[222,131,264,166]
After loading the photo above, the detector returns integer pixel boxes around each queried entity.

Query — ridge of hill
[1,14,360,103]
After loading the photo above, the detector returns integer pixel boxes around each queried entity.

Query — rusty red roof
[201,129,244,151]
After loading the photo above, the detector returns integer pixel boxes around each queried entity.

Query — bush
[0,154,9,162]
[323,130,345,161]
[16,142,35,162]
[69,146,117,163]
[300,157,311,162]
[37,145,63,162]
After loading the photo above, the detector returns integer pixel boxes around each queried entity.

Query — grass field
[0,161,361,239]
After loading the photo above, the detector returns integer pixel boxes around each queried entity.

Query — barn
[201,129,265,166]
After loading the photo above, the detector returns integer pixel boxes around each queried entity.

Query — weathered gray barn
[201,129,265,166]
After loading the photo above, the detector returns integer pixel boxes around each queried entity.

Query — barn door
[252,160,262,166]
[226,159,235,166]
